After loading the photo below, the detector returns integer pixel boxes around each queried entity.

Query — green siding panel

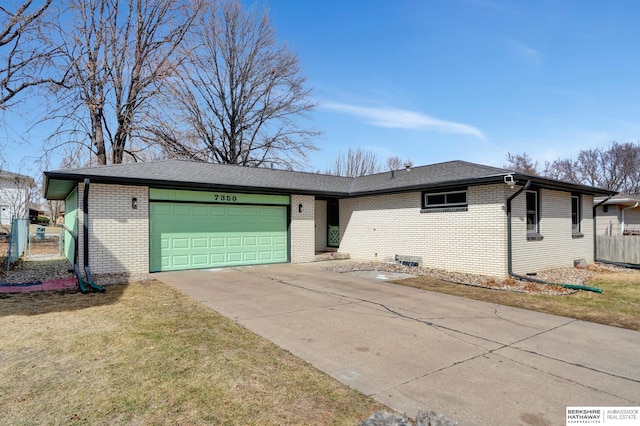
[150,188,290,206]
[64,188,78,264]
[150,202,288,272]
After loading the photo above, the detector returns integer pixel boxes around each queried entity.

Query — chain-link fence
[3,218,29,270]
[27,225,65,259]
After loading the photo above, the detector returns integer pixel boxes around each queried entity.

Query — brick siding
[338,184,509,277]
[338,184,596,277]
[77,183,149,277]
[510,189,594,274]
[290,194,315,263]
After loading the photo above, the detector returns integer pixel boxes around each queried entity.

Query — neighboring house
[0,170,35,225]
[595,194,640,235]
[28,204,46,223]
[42,160,613,282]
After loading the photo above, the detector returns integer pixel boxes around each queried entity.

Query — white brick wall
[315,199,327,251]
[337,185,597,277]
[77,183,149,276]
[511,189,594,274]
[290,194,315,262]
[338,185,509,277]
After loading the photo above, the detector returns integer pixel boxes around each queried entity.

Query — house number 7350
[214,194,238,202]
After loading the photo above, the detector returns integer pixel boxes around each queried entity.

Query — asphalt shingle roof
[43,159,612,200]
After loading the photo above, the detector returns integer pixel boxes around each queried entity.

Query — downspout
[81,179,106,292]
[507,180,603,293]
[594,194,640,269]
[506,180,530,279]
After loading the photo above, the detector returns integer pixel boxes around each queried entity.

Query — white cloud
[321,101,486,139]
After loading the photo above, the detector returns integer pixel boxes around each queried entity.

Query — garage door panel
[243,252,258,262]
[243,236,257,246]
[172,255,190,267]
[227,237,242,247]
[192,237,209,248]
[150,202,288,272]
[210,237,225,247]
[191,254,209,266]
[172,238,190,249]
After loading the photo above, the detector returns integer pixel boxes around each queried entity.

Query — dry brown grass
[0,281,386,425]
[398,271,640,331]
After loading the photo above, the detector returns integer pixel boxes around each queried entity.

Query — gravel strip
[0,258,74,284]
[0,258,151,287]
[323,261,630,295]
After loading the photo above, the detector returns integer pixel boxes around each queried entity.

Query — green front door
[150,202,288,272]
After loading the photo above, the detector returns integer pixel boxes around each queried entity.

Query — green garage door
[150,202,288,272]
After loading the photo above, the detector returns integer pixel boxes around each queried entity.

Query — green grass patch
[398,271,640,331]
[0,281,385,425]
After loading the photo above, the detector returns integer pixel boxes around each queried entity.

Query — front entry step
[314,251,350,262]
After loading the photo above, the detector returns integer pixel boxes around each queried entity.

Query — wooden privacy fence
[597,235,640,264]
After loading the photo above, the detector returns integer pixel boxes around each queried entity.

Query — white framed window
[526,190,538,233]
[422,190,467,209]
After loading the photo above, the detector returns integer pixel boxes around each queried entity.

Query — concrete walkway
[155,262,640,426]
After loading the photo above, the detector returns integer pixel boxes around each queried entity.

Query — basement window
[422,190,467,209]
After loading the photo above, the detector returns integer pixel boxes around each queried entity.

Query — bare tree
[148,0,319,169]
[542,142,640,194]
[385,155,413,171]
[44,0,201,165]
[385,156,403,171]
[0,0,60,107]
[504,152,538,175]
[327,147,381,177]
[46,198,63,223]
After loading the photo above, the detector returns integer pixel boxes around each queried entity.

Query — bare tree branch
[504,152,539,175]
[327,147,381,177]
[149,0,319,170]
[0,0,61,107]
[44,0,201,165]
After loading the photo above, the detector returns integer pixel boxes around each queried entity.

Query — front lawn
[0,281,385,424]
[399,271,640,331]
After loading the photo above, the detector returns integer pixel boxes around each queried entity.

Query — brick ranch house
[43,159,613,283]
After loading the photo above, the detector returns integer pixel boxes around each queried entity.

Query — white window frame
[423,190,467,209]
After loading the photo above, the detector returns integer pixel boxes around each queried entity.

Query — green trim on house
[64,187,78,264]
[150,188,290,205]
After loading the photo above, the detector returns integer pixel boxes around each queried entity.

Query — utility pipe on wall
[507,180,603,293]
[81,179,106,292]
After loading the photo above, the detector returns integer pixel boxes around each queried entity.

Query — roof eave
[43,172,350,199]
[513,174,616,196]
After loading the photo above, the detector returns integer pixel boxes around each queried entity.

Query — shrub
[37,216,50,225]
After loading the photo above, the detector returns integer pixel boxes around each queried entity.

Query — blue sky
[1,0,639,176]
[264,0,640,171]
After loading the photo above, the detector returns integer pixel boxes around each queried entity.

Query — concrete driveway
[155,262,640,426]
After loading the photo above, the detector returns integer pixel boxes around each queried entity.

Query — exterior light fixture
[132,197,138,209]
[298,203,303,213]
[504,174,516,189]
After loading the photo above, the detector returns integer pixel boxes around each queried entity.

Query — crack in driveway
[240,267,640,398]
